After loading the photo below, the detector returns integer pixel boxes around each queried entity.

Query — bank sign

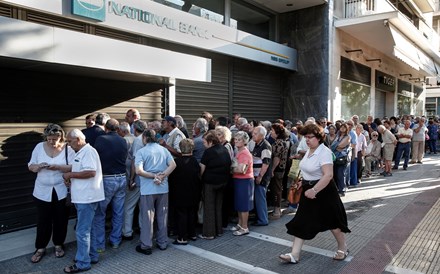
[72,0,105,21]
[70,0,297,71]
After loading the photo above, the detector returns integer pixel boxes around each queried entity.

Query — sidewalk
[0,154,439,273]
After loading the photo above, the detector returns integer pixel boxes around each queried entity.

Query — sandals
[197,234,215,240]
[55,246,65,258]
[279,253,299,264]
[333,249,349,261]
[31,249,46,263]
[233,227,249,236]
[230,224,243,231]
[64,264,91,273]
[172,238,188,245]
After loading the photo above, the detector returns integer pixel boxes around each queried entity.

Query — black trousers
[174,206,197,240]
[34,189,69,249]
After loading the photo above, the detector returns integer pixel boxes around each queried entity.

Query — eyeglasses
[372,135,378,137]
[304,135,316,139]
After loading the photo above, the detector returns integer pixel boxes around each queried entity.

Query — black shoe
[403,167,407,170]
[122,235,133,241]
[339,192,345,197]
[135,245,152,255]
[392,166,398,170]
[156,244,167,251]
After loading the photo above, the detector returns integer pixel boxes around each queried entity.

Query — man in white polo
[63,129,104,273]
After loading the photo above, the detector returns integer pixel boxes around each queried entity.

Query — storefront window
[413,86,424,116]
[397,94,412,115]
[341,80,371,121]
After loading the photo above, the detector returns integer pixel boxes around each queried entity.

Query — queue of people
[27,110,439,271]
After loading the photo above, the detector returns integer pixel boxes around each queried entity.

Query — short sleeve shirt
[299,143,333,181]
[28,142,75,202]
[70,144,105,204]
[135,142,174,195]
[232,147,254,179]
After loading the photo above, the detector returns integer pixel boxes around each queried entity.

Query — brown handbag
[287,171,302,204]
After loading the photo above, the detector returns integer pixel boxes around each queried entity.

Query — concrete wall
[279,4,330,122]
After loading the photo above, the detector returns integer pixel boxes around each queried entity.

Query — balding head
[105,118,119,132]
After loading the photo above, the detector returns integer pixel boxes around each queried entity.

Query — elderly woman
[230,131,254,236]
[28,124,75,263]
[168,139,201,245]
[324,124,337,147]
[280,124,350,264]
[364,131,381,177]
[199,130,232,239]
[269,123,290,219]
[378,125,397,176]
[330,123,351,196]
[215,126,234,228]
[174,115,189,138]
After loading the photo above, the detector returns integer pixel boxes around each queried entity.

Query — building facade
[1,0,440,233]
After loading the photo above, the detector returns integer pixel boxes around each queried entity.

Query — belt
[103,173,126,178]
[302,179,319,186]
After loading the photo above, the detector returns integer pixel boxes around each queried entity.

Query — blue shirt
[135,142,174,195]
[95,132,128,175]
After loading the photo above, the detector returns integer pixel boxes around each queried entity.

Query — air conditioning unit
[426,77,437,86]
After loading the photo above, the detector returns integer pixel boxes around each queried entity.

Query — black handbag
[334,156,348,166]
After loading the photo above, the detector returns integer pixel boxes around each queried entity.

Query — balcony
[336,0,440,77]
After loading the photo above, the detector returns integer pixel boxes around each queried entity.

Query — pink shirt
[233,147,254,179]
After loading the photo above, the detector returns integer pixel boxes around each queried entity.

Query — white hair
[254,125,267,137]
[68,128,86,140]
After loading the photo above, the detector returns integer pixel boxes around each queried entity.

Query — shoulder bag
[287,170,302,205]
[64,145,72,207]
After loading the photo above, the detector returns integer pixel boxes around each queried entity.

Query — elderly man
[93,119,128,251]
[411,117,427,164]
[125,108,141,134]
[122,120,147,240]
[192,117,208,163]
[159,116,186,157]
[135,129,176,255]
[393,120,413,170]
[248,126,272,226]
[378,125,397,176]
[63,129,104,273]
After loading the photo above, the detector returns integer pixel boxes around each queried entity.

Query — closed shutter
[0,68,163,234]
[375,90,386,119]
[233,60,282,121]
[176,58,229,130]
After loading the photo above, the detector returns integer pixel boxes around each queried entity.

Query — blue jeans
[93,175,126,250]
[254,183,268,225]
[75,203,98,269]
[394,142,410,168]
[349,159,358,186]
[334,164,347,193]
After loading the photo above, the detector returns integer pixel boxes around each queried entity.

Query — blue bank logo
[72,0,106,21]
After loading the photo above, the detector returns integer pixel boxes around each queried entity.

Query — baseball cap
[163,116,177,124]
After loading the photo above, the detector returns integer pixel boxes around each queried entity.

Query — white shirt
[70,143,105,204]
[28,142,76,202]
[299,143,333,181]
[411,124,426,142]
[297,137,309,152]
[397,127,413,143]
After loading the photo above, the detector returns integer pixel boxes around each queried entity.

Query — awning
[335,11,440,78]
[389,24,420,70]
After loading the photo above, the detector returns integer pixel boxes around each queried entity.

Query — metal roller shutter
[176,59,229,130]
[375,90,386,119]
[0,68,163,234]
[233,60,282,122]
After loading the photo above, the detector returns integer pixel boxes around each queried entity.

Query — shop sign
[5,0,297,70]
[72,0,105,22]
[376,70,395,92]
